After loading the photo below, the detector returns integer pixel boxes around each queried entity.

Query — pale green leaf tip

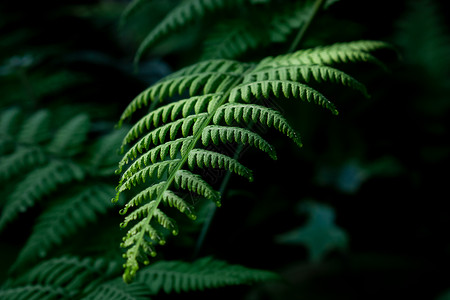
[123,269,135,284]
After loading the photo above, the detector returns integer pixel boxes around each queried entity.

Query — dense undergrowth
[0,0,449,299]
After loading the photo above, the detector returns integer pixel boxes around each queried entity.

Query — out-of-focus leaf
[276,200,348,262]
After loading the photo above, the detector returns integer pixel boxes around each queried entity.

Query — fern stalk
[287,0,326,53]
[192,140,244,259]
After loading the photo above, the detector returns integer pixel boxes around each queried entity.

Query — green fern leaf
[118,60,250,127]
[245,65,369,97]
[117,137,193,178]
[267,1,313,43]
[115,41,390,282]
[46,114,90,156]
[119,114,207,167]
[259,40,392,69]
[88,128,128,175]
[136,257,279,294]
[187,149,254,181]
[0,147,47,181]
[17,110,51,144]
[119,169,220,217]
[213,103,302,147]
[0,160,85,231]
[396,0,450,79]
[81,278,151,300]
[201,125,277,159]
[117,160,180,194]
[0,107,21,138]
[3,256,121,299]
[11,185,115,271]
[230,80,339,115]
[122,94,221,149]
[201,19,262,60]
[134,0,248,63]
[173,169,221,205]
[0,285,67,300]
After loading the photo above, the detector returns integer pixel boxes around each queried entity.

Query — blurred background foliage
[0,0,449,299]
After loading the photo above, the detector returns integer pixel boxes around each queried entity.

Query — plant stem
[287,0,326,53]
[192,164,234,259]
[192,143,244,259]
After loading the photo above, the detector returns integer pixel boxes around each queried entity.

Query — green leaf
[0,160,86,231]
[136,257,279,294]
[11,185,114,271]
[276,201,348,262]
[230,80,339,115]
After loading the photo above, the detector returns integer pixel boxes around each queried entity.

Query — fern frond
[0,147,47,181]
[88,128,128,175]
[230,80,339,115]
[244,65,369,97]
[117,159,180,194]
[118,59,251,127]
[0,160,85,231]
[0,285,66,300]
[11,185,115,271]
[119,0,146,27]
[118,137,193,177]
[120,169,221,216]
[201,19,262,60]
[187,149,254,181]
[259,40,392,69]
[46,114,90,156]
[136,257,279,294]
[213,103,302,147]
[266,0,312,43]
[121,185,196,224]
[173,169,221,205]
[201,125,277,159]
[0,107,21,138]
[82,278,151,300]
[3,256,121,299]
[396,0,450,78]
[115,40,391,282]
[17,110,51,144]
[134,0,248,63]
[122,94,221,148]
[119,113,206,165]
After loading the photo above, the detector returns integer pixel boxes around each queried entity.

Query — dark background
[1,0,449,299]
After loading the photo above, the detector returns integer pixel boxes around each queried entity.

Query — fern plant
[123,0,340,63]
[114,39,391,282]
[0,0,400,297]
[0,107,126,272]
[0,255,276,299]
